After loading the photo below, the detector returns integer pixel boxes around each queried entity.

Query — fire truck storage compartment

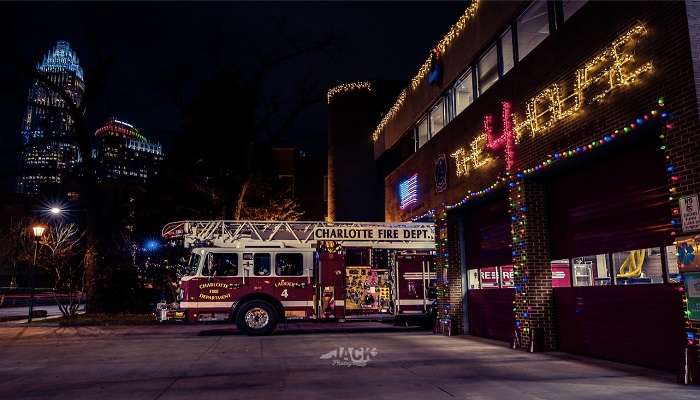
[318,252,345,319]
[341,248,435,318]
[395,253,435,315]
[344,248,393,317]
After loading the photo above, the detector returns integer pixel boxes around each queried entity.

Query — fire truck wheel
[236,300,278,336]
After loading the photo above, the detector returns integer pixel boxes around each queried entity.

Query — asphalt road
[0,324,698,400]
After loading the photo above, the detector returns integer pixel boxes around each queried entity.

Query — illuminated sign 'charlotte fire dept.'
[313,226,434,241]
[451,24,653,177]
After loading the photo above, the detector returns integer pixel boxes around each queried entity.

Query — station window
[665,245,681,283]
[478,44,499,95]
[211,253,238,276]
[467,268,480,289]
[454,70,474,116]
[254,253,271,276]
[550,260,571,287]
[500,27,515,75]
[612,248,664,285]
[572,254,610,286]
[562,0,587,21]
[517,0,550,61]
[479,266,500,288]
[415,117,430,150]
[276,253,304,276]
[430,98,446,136]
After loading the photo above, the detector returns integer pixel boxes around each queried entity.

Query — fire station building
[335,0,700,373]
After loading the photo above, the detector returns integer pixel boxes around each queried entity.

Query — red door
[318,252,345,319]
[395,254,434,314]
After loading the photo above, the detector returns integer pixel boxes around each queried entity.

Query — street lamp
[49,207,62,215]
[28,225,46,323]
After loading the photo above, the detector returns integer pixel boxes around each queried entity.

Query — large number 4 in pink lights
[483,101,515,171]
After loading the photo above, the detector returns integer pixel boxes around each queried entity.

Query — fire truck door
[317,253,345,319]
[395,254,434,315]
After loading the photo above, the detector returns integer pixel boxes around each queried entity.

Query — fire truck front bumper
[156,302,187,322]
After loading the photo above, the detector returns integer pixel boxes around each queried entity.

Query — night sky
[0,1,465,191]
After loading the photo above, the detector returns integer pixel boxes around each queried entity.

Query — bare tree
[160,29,335,221]
[0,218,35,288]
[240,187,304,221]
[40,222,85,317]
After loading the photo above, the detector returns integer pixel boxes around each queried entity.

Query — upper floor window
[562,0,587,21]
[500,27,515,75]
[478,44,499,95]
[454,70,474,115]
[430,98,446,136]
[517,1,550,61]
[416,116,430,150]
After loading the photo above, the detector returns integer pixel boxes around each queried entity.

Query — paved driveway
[0,324,698,400]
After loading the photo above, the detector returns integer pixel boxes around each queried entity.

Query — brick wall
[511,180,555,350]
[379,1,700,365]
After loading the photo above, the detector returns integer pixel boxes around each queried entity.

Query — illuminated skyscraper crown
[36,40,84,80]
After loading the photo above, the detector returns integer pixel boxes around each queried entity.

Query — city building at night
[94,118,163,184]
[340,0,700,373]
[326,80,405,222]
[17,40,85,195]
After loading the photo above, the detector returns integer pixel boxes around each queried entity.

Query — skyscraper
[17,40,85,195]
[94,118,164,184]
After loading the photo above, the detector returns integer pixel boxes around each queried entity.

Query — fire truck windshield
[184,253,201,276]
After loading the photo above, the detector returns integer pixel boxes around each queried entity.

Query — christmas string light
[372,1,480,142]
[514,24,652,141]
[326,81,372,104]
[510,99,669,347]
[484,102,516,171]
[406,99,671,345]
[372,89,407,142]
[374,21,652,145]
[410,0,480,91]
[451,133,490,177]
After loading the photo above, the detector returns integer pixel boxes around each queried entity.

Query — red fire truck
[158,220,436,335]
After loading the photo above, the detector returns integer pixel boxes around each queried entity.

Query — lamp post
[28,225,46,323]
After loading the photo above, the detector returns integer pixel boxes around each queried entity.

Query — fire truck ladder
[162,220,435,249]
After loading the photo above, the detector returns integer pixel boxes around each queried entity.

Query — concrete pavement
[0,324,698,400]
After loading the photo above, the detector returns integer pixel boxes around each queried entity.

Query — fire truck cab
[159,220,436,335]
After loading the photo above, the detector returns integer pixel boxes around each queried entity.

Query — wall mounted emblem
[434,154,448,193]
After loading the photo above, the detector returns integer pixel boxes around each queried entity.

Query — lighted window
[572,254,610,286]
[665,245,681,283]
[478,45,499,95]
[517,0,550,61]
[430,99,446,135]
[612,248,664,284]
[479,267,500,288]
[415,117,430,150]
[454,70,474,115]
[467,268,480,289]
[550,260,570,287]
[562,0,587,21]
[500,28,515,75]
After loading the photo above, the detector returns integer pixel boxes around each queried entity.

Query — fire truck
[158,220,436,335]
